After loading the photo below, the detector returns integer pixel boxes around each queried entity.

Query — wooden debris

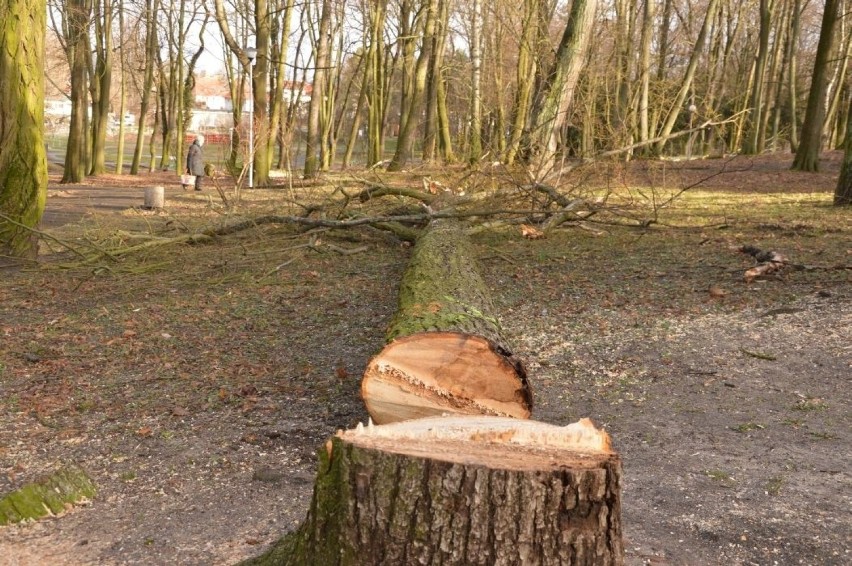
[739,245,788,283]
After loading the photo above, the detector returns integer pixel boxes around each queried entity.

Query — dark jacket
[186,141,204,176]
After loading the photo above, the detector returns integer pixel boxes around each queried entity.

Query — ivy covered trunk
[361,219,532,424]
[242,416,623,566]
[0,0,47,264]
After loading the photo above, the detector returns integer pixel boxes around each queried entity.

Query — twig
[740,348,777,361]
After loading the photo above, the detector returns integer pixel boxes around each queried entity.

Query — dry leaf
[136,426,153,437]
[708,285,727,298]
[335,366,349,380]
[520,224,545,240]
[171,406,189,417]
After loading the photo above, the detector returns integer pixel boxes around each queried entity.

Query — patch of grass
[808,431,837,440]
[119,471,137,482]
[765,476,783,496]
[704,469,733,483]
[793,397,826,412]
[730,422,765,433]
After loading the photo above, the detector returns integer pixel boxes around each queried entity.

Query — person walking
[185,134,205,191]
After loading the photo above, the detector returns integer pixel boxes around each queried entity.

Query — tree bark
[304,0,332,178]
[361,219,532,425]
[130,0,158,175]
[88,0,112,176]
[741,0,772,155]
[60,0,90,183]
[0,0,47,263]
[242,416,623,566]
[835,94,852,205]
[522,0,598,176]
[388,0,437,172]
[791,0,840,172]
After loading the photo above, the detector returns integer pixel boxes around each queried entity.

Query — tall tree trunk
[637,0,654,150]
[742,0,773,155]
[61,0,90,183]
[304,0,332,178]
[836,94,852,205]
[89,0,112,175]
[486,6,507,156]
[612,0,635,150]
[241,416,622,566]
[269,0,295,172]
[787,0,802,152]
[397,0,417,139]
[388,0,438,172]
[792,0,840,171]
[365,0,388,167]
[468,0,483,163]
[504,0,539,165]
[114,0,127,174]
[522,0,598,177]
[654,0,719,155]
[822,15,851,149]
[130,0,158,175]
[436,66,454,162]
[0,0,47,264]
[253,0,271,185]
[422,0,450,162]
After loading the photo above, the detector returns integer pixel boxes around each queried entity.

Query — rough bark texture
[0,0,47,263]
[242,416,623,566]
[361,220,532,424]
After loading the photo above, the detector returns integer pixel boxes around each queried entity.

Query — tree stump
[242,416,622,566]
[143,185,165,209]
[361,220,532,424]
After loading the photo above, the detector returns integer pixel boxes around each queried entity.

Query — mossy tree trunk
[361,219,532,424]
[242,416,623,566]
[0,0,47,264]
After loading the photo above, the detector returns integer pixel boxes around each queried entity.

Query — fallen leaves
[520,224,545,240]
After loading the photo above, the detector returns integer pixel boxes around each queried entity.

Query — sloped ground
[0,153,849,565]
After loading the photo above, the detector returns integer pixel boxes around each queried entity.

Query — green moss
[0,465,96,525]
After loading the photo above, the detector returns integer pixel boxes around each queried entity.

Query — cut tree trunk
[242,415,623,566]
[361,219,532,424]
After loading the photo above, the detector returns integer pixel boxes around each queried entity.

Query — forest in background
[40,0,849,181]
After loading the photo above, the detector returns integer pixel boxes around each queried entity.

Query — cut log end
[342,415,613,471]
[361,331,532,424]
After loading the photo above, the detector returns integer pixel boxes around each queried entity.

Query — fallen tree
[241,416,623,566]
[360,219,532,424]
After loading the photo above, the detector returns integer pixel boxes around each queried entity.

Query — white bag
[181,174,196,185]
